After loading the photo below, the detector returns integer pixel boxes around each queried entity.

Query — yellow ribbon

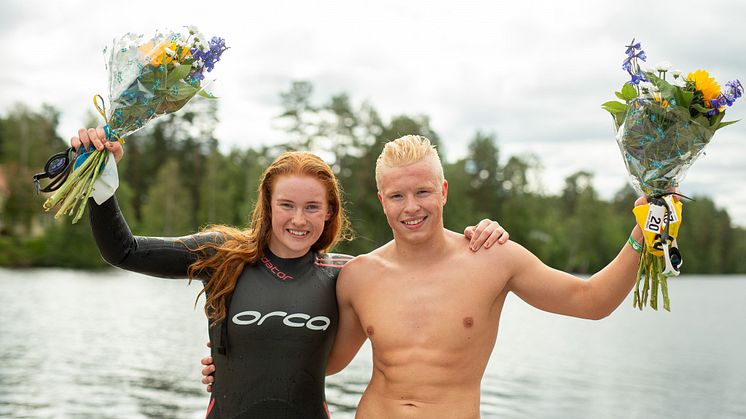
[93,95,125,145]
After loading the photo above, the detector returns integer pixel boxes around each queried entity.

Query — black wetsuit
[88,197,352,419]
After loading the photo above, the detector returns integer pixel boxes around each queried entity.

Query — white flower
[655,61,672,72]
[187,25,199,35]
[672,69,683,78]
[639,81,658,96]
[671,77,687,88]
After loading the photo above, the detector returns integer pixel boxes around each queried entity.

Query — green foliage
[140,159,193,236]
[1,83,745,274]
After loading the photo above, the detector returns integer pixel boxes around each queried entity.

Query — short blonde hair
[375,135,444,190]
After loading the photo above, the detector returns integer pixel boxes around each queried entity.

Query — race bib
[633,198,683,257]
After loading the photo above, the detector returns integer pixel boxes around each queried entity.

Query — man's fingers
[206,384,212,393]
[201,368,215,380]
[200,356,213,366]
[70,136,81,149]
[201,364,215,377]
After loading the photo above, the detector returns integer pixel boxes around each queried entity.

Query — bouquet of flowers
[602,39,742,311]
[42,27,227,223]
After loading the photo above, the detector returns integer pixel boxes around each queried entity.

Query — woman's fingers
[70,136,81,150]
[77,128,91,151]
[88,127,104,151]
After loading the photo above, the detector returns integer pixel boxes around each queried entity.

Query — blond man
[325,135,644,418]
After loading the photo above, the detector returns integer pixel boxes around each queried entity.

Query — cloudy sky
[2,0,745,226]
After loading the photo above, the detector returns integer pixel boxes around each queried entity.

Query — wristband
[627,235,643,253]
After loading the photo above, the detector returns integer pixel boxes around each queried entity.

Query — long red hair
[188,151,351,324]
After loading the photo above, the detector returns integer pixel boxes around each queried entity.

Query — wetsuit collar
[261,248,315,282]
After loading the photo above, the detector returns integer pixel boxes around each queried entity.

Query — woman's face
[268,175,331,258]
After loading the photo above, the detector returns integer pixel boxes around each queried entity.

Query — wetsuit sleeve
[88,196,217,279]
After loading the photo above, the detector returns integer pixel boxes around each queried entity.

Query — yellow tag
[632,198,683,256]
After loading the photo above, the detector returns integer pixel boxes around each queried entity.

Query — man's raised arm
[502,198,645,320]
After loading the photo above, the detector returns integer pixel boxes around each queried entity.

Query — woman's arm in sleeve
[88,196,216,279]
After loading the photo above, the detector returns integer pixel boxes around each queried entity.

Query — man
[322,135,644,418]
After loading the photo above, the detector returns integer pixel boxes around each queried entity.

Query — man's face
[377,158,448,244]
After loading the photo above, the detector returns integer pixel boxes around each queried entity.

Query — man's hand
[70,126,124,163]
[464,219,509,251]
[201,341,214,393]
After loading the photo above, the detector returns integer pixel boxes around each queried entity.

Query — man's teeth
[288,229,308,236]
[403,218,424,225]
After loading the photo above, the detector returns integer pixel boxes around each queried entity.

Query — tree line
[1,81,745,273]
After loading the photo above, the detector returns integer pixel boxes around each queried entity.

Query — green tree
[463,132,503,222]
[140,159,193,236]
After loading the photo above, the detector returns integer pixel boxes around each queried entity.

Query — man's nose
[403,196,420,213]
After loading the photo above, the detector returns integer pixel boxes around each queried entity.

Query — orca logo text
[232,310,331,331]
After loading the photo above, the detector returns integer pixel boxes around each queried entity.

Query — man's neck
[391,227,451,263]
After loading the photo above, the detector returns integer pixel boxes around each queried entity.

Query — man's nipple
[366,326,375,336]
[463,317,474,328]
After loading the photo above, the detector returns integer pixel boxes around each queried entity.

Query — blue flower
[191,37,228,73]
[725,80,743,100]
[625,38,641,55]
[622,38,647,85]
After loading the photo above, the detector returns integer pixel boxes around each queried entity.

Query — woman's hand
[464,219,509,251]
[70,126,124,163]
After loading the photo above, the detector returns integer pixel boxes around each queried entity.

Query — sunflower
[687,70,721,106]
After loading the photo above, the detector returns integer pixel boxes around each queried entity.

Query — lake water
[0,269,744,418]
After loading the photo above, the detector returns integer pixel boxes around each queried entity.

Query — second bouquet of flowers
[42,26,228,223]
[602,39,742,311]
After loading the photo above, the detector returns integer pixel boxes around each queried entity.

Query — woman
[73,126,507,418]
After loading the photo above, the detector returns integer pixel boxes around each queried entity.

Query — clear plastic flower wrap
[42,27,227,223]
[616,98,713,197]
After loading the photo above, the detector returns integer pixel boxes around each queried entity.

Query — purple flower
[191,37,228,73]
[725,80,743,100]
[625,38,641,55]
[708,79,744,114]
[622,38,647,85]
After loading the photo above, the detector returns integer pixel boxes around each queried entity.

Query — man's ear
[442,179,448,206]
[377,192,387,215]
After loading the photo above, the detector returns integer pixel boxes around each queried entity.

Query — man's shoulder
[341,246,385,274]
